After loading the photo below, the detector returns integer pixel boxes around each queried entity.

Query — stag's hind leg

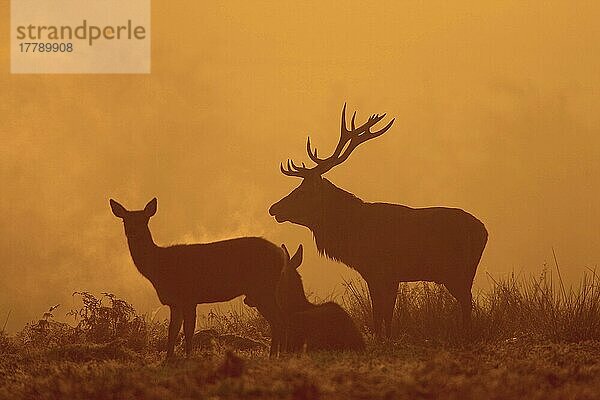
[167,305,184,359]
[444,280,473,332]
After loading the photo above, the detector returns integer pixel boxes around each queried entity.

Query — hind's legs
[255,301,284,357]
[269,323,283,357]
[167,305,183,359]
[182,305,197,357]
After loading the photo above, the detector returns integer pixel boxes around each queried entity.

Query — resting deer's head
[269,104,394,227]
[276,244,305,312]
[110,198,157,239]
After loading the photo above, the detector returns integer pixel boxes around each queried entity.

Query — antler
[280,103,395,178]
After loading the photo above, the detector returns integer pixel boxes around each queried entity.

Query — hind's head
[110,198,157,239]
[276,244,308,313]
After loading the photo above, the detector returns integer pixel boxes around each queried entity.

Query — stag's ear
[290,244,303,269]
[144,198,157,217]
[110,199,127,218]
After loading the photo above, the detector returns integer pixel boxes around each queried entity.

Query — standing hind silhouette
[110,198,285,358]
[269,104,488,337]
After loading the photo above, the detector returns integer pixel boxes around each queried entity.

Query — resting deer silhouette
[276,244,365,352]
[110,198,285,358]
[269,104,488,337]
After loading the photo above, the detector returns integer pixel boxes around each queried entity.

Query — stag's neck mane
[311,179,365,264]
[126,228,158,277]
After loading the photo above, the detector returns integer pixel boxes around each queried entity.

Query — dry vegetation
[2,269,600,399]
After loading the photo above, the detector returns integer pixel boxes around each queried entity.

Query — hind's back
[155,237,284,305]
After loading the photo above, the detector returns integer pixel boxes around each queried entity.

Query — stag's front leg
[367,281,384,337]
[380,283,398,338]
[167,305,183,359]
[368,278,398,338]
[182,304,197,357]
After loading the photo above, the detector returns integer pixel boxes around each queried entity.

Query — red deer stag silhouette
[269,104,488,337]
[276,244,365,352]
[110,198,285,358]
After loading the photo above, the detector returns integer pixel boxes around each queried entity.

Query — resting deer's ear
[110,199,127,218]
[281,244,291,261]
[144,198,157,217]
[290,244,303,269]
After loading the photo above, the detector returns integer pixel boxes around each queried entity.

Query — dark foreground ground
[4,273,600,399]
[2,339,600,400]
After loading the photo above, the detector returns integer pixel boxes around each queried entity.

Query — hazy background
[1,1,599,332]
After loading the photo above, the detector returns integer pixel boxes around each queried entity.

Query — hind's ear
[290,244,303,269]
[144,198,157,217]
[110,199,127,218]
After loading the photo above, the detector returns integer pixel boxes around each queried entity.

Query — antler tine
[280,162,291,176]
[344,111,387,137]
[280,161,305,177]
[365,113,386,127]
[279,104,394,178]
[327,103,356,159]
[314,105,394,174]
[306,104,354,164]
[289,159,305,171]
[280,157,314,178]
[306,136,323,163]
[332,114,395,166]
[370,117,395,137]
[341,102,348,134]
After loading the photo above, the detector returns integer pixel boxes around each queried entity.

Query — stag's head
[269,104,394,227]
[276,243,305,313]
[110,198,157,238]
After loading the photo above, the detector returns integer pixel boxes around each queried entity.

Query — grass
[2,268,600,399]
[343,267,600,344]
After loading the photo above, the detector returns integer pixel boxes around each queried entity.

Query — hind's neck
[280,271,314,314]
[287,290,312,313]
[126,228,158,276]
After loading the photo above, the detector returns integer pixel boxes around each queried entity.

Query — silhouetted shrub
[16,304,78,349]
[68,292,167,351]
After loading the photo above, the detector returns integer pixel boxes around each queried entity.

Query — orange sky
[1,1,599,331]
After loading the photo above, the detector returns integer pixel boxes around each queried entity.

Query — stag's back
[314,201,487,283]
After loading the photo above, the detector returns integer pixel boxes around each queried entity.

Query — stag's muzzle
[268,203,285,222]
